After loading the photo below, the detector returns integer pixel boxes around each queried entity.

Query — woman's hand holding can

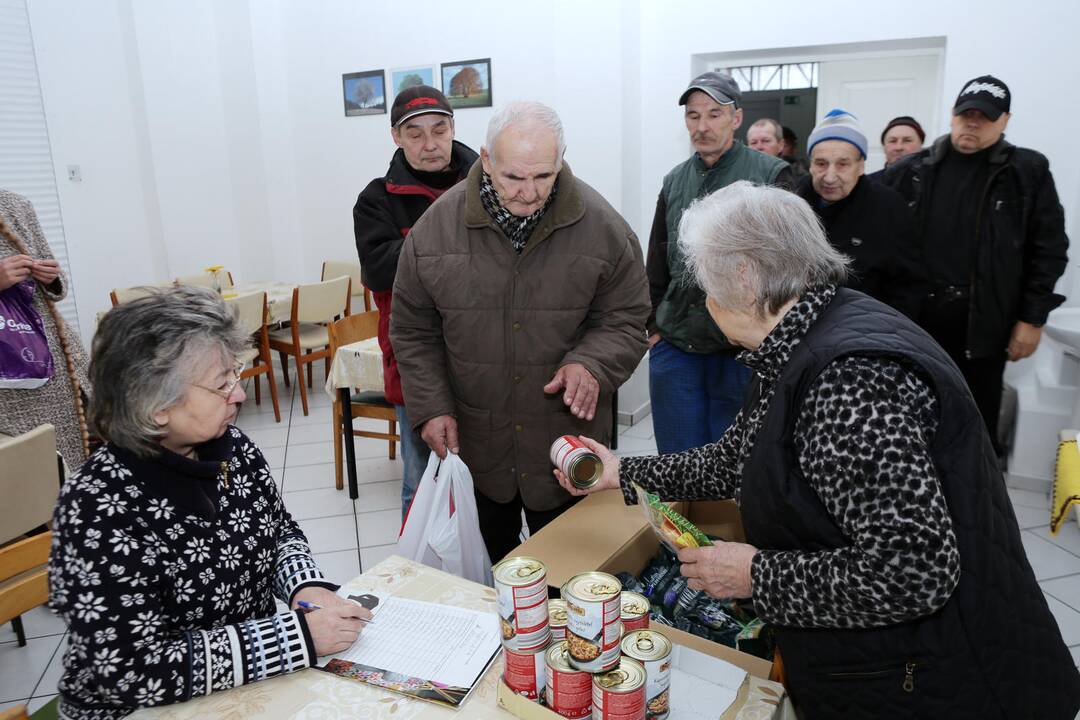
[553,435,621,496]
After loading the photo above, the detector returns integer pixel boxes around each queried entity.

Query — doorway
[737,87,818,163]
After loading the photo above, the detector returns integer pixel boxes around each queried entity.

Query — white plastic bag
[396,452,493,586]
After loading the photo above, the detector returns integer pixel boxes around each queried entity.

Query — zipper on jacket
[825,661,917,693]
[220,461,229,489]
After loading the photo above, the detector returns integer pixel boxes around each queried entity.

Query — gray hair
[88,285,250,458]
[484,101,567,165]
[678,181,849,317]
[750,117,783,142]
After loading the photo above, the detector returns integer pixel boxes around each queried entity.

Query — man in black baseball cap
[645,71,793,455]
[883,74,1068,460]
[353,84,478,519]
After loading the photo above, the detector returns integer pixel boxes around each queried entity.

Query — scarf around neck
[479,170,558,254]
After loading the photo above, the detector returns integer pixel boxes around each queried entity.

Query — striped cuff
[235,611,313,684]
[275,537,331,600]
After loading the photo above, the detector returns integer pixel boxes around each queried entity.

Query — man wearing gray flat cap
[646,71,794,455]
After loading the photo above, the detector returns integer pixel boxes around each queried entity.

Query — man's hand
[0,254,34,291]
[295,586,372,656]
[648,333,661,348]
[543,363,599,420]
[421,414,459,459]
[553,435,621,496]
[30,258,60,285]
[1007,321,1042,361]
[678,542,759,599]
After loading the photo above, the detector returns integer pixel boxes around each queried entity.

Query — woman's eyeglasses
[192,361,245,400]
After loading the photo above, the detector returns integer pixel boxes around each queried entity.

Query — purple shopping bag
[0,280,54,389]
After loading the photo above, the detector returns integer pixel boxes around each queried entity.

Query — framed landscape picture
[391,65,437,96]
[343,69,386,116]
[440,58,492,109]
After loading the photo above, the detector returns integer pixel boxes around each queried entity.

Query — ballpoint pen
[296,599,375,622]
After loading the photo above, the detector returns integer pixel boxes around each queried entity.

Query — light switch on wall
[67,165,82,182]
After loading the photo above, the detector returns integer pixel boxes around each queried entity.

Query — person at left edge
[353,85,479,520]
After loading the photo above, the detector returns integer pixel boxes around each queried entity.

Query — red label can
[494,556,551,652]
[563,572,623,673]
[546,640,592,719]
[550,598,568,643]
[550,435,603,489]
[592,657,646,719]
[621,592,650,632]
[504,644,548,701]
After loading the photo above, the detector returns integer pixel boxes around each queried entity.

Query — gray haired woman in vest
[556,181,1079,719]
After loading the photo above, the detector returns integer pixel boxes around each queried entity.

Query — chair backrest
[0,532,51,626]
[225,290,267,336]
[176,271,235,289]
[0,425,60,544]
[110,282,173,306]
[322,259,372,312]
[295,275,351,324]
[328,310,380,356]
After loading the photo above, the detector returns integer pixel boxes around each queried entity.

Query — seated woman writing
[48,286,370,719]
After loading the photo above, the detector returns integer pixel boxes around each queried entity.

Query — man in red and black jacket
[353,85,478,519]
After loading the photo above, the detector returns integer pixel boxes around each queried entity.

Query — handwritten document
[330,596,501,689]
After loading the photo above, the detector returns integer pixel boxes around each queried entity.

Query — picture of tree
[440,59,492,109]
[391,66,436,97]
[342,70,386,117]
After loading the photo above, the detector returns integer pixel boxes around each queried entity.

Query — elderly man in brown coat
[392,101,650,563]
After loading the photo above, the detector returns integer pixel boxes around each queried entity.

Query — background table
[325,338,386,498]
[129,556,506,720]
[228,281,297,323]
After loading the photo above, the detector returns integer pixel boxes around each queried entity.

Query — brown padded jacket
[391,161,650,510]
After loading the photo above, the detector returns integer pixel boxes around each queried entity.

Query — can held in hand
[504,642,549,702]
[495,556,551,652]
[592,657,646,720]
[563,571,623,673]
[620,630,672,720]
[551,435,603,489]
[620,592,650,632]
[546,640,593,719]
[549,598,569,642]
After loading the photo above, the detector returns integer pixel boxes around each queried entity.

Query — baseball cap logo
[961,81,1006,99]
[404,97,439,109]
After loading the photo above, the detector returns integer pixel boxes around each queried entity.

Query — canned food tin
[620,592,650,632]
[620,630,672,720]
[563,572,623,673]
[545,640,592,719]
[592,657,646,720]
[549,598,569,642]
[504,643,549,701]
[494,556,551,652]
[551,435,603,489]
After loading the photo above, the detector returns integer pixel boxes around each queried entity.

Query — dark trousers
[918,292,1007,453]
[474,490,581,565]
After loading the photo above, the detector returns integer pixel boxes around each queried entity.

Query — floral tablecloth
[324,337,384,399]
[130,556,507,720]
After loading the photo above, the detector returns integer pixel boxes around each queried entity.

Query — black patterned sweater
[620,285,961,629]
[48,426,335,719]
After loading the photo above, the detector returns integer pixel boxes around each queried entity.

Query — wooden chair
[269,275,351,416]
[0,705,29,719]
[322,260,372,313]
[0,425,61,648]
[109,281,174,307]
[225,291,281,423]
[328,311,400,490]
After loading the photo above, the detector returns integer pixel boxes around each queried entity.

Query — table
[325,338,386,499]
[227,281,297,324]
[130,556,507,720]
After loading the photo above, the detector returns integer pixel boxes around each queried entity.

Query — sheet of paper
[667,644,747,718]
[328,596,501,689]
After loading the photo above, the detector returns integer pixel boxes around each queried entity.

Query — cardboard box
[507,492,793,717]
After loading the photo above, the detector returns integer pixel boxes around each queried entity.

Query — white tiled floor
[5,372,1080,713]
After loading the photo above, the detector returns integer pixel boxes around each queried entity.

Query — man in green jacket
[647,72,793,454]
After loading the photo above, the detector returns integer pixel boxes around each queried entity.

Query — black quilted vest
[739,288,1080,719]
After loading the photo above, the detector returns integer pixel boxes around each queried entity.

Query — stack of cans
[496,561,673,720]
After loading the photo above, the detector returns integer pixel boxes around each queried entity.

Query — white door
[817,54,942,173]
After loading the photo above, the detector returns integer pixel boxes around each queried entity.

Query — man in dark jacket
[647,72,793,455]
[353,85,478,518]
[883,75,1069,448]
[798,108,920,315]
